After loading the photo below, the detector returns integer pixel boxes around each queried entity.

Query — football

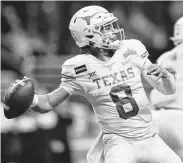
[3,78,35,119]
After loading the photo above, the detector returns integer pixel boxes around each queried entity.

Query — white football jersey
[60,39,175,139]
[150,43,183,109]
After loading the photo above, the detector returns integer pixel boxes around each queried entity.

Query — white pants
[102,133,182,163]
[153,109,183,161]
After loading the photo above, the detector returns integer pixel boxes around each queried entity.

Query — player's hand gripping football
[3,76,35,119]
[147,64,169,80]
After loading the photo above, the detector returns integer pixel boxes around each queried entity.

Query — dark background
[1,1,183,163]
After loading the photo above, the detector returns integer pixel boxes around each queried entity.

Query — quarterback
[4,6,182,163]
[150,16,183,160]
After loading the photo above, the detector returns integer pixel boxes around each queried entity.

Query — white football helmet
[170,16,183,46]
[69,5,125,50]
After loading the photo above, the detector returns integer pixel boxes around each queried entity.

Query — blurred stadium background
[1,1,183,163]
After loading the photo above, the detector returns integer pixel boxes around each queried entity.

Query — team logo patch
[89,71,100,80]
[123,48,138,58]
[74,65,87,74]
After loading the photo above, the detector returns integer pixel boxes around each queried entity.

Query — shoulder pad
[120,39,149,59]
[63,54,88,66]
[62,54,89,77]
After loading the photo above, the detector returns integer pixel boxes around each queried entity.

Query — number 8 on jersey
[110,84,139,120]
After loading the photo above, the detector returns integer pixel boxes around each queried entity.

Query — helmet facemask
[90,18,125,50]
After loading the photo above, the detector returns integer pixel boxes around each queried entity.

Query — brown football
[3,78,35,119]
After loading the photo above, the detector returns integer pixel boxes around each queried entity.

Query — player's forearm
[31,87,70,114]
[144,72,176,95]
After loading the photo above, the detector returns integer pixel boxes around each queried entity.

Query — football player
[5,6,182,163]
[150,16,183,160]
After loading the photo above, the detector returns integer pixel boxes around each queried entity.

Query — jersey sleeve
[125,39,150,71]
[133,39,149,59]
[129,40,151,72]
[130,40,176,95]
[60,61,86,96]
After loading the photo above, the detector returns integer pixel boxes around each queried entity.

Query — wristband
[31,94,38,107]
